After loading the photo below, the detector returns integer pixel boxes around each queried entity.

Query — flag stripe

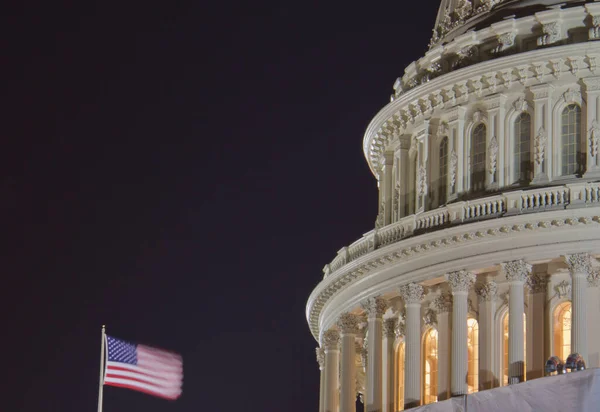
[104,335,183,400]
[106,363,182,379]
[105,380,181,400]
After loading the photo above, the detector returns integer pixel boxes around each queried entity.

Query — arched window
[502,313,527,386]
[467,318,479,393]
[514,112,532,184]
[423,328,438,405]
[553,302,572,361]
[395,342,405,410]
[561,104,582,175]
[471,123,486,192]
[439,137,449,204]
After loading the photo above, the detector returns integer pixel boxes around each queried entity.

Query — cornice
[363,42,600,176]
[306,207,600,341]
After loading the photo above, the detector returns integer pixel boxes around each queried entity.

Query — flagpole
[98,325,106,412]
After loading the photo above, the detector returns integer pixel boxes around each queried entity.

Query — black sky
[4,1,437,411]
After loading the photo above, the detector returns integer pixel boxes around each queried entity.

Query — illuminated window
[467,318,479,393]
[471,124,486,192]
[514,112,532,184]
[396,342,405,410]
[553,302,572,361]
[502,313,526,386]
[439,137,448,204]
[561,104,582,175]
[423,328,438,405]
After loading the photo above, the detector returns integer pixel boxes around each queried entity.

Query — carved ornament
[502,259,532,283]
[446,270,476,292]
[398,282,424,304]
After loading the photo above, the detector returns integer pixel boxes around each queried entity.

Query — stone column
[338,313,360,412]
[432,292,452,400]
[587,270,600,368]
[380,153,394,226]
[360,344,368,409]
[382,318,397,412]
[484,94,506,188]
[582,77,600,178]
[530,84,554,183]
[502,259,531,384]
[566,253,593,361]
[362,297,387,412]
[476,280,497,390]
[398,283,424,409]
[447,106,466,195]
[317,348,326,412]
[322,329,341,412]
[525,272,547,380]
[446,270,476,396]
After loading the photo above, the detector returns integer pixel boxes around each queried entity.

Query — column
[396,137,411,219]
[360,344,368,409]
[565,253,593,361]
[582,77,600,178]
[432,292,452,400]
[398,283,424,409]
[530,84,554,183]
[322,329,341,412]
[475,280,497,390]
[447,106,466,195]
[317,348,326,412]
[446,270,476,396]
[380,153,394,226]
[587,270,600,368]
[362,297,387,412]
[484,94,506,188]
[337,313,360,412]
[502,259,531,384]
[382,318,397,412]
[525,272,547,380]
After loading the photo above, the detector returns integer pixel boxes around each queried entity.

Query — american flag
[104,335,183,400]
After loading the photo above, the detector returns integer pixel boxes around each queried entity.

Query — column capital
[395,321,406,339]
[525,273,548,293]
[361,296,388,318]
[589,271,600,287]
[432,292,453,313]
[475,280,498,301]
[383,318,398,338]
[321,329,340,350]
[398,282,424,304]
[565,253,593,276]
[337,313,360,335]
[316,347,325,370]
[445,270,476,293]
[501,259,532,283]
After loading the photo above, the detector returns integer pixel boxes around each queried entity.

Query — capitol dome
[308,0,600,411]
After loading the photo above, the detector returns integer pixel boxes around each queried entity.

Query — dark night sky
[4,1,437,411]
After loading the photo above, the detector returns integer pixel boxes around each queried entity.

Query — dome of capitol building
[307,1,600,411]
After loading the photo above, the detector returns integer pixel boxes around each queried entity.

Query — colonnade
[315,254,597,411]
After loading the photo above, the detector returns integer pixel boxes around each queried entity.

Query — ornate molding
[449,150,458,188]
[423,308,437,326]
[590,120,600,157]
[417,165,428,197]
[476,280,498,301]
[534,126,547,166]
[361,296,388,318]
[432,292,453,313]
[489,135,499,177]
[565,253,593,275]
[399,282,425,304]
[554,280,571,299]
[383,318,398,338]
[321,329,340,350]
[513,96,528,113]
[526,273,548,293]
[537,21,561,46]
[337,313,360,335]
[446,270,476,292]
[316,347,325,369]
[588,271,600,287]
[501,259,532,283]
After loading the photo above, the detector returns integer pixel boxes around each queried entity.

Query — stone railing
[322,182,600,278]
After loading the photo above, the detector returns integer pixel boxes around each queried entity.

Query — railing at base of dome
[323,182,600,278]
